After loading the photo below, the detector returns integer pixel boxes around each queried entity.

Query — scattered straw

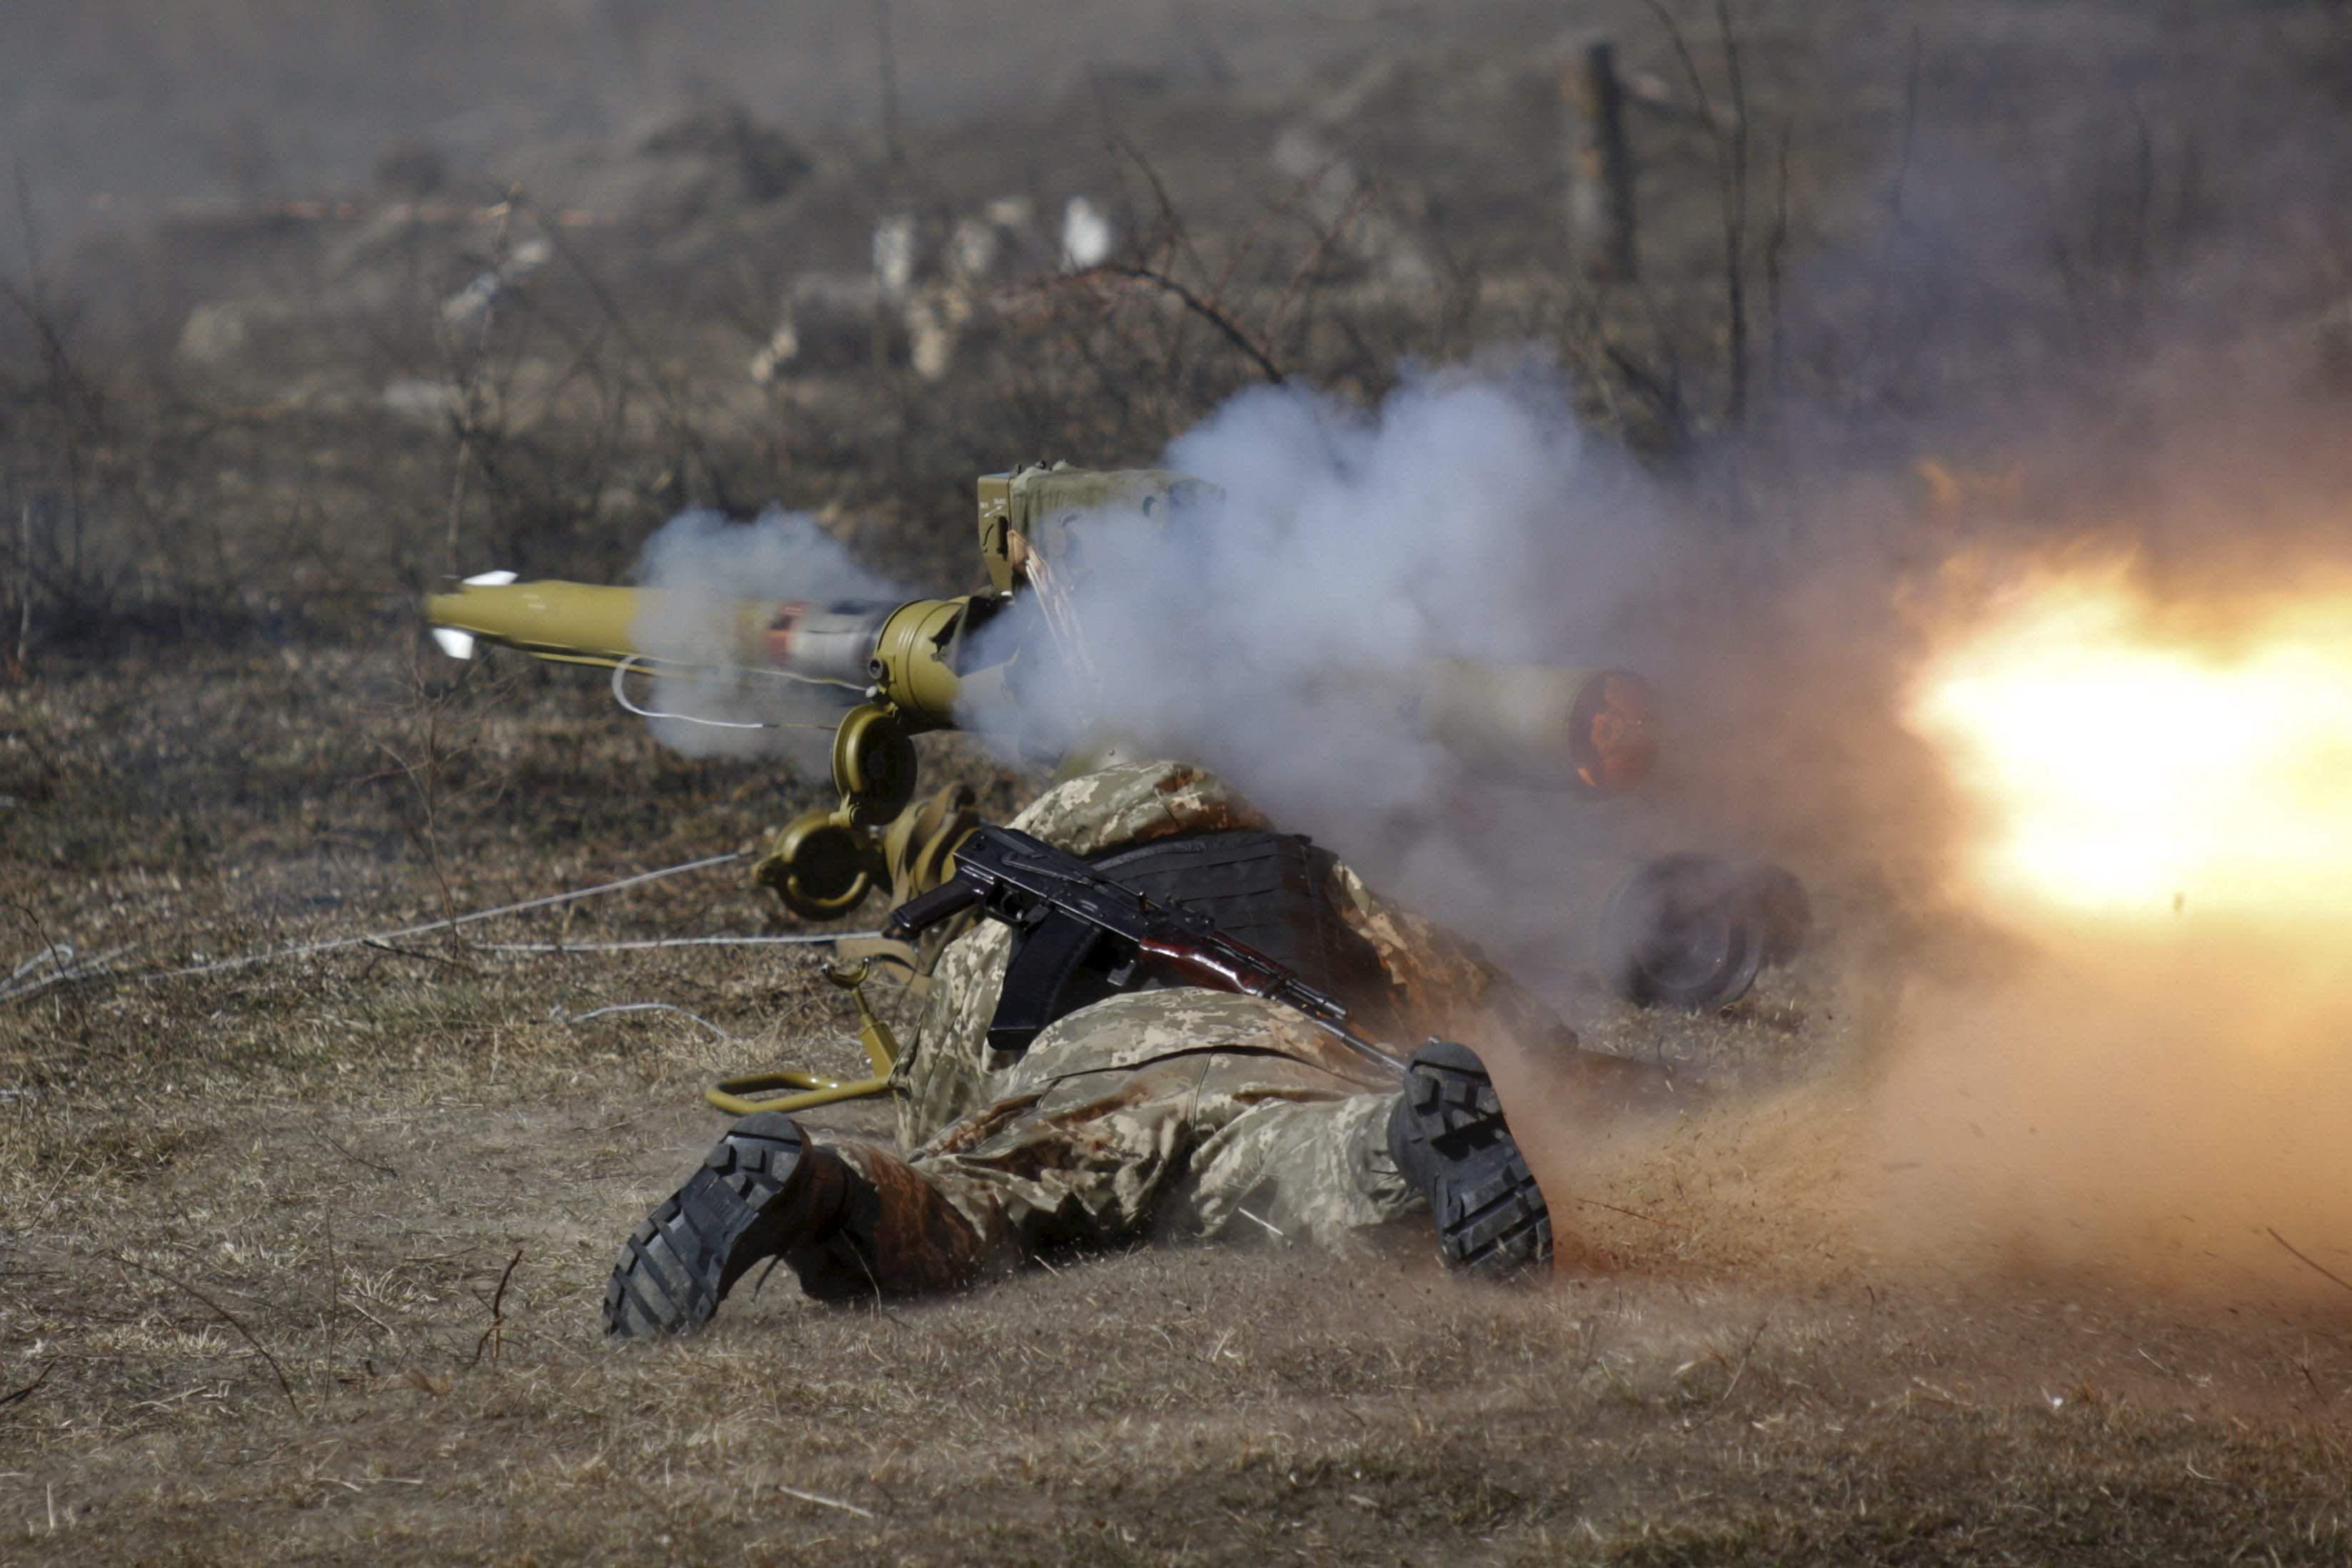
[775,1483,875,1520]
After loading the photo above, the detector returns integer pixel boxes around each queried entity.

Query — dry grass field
[8,2,2352,1562]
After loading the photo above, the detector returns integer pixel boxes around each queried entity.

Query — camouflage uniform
[858,759,1580,1264]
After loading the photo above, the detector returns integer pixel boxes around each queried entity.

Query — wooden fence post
[1564,37,1638,283]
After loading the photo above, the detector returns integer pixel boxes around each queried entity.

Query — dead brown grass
[9,1052,2352,1564]
[6,640,2352,1565]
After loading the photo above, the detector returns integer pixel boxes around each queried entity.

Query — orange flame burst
[1907,561,2352,924]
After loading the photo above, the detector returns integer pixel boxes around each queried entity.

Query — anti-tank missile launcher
[424,464,1662,920]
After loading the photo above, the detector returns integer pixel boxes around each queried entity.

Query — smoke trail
[628,505,910,763]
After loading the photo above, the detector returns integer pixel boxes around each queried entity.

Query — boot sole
[1393,1043,1553,1274]
[603,1112,810,1338]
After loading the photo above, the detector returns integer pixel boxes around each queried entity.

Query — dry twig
[2268,1229,2352,1298]
[111,1253,299,1415]
[0,1360,54,1412]
[776,1482,875,1520]
[1574,1197,1687,1230]
[471,1247,526,1367]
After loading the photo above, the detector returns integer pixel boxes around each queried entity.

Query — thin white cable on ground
[481,933,878,955]
[0,851,752,1007]
[0,946,138,1005]
[553,1001,743,1042]
[0,943,139,1001]
[9,943,75,983]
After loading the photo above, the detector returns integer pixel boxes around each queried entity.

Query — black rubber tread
[603,1112,810,1339]
[1598,853,1765,1012]
[1389,1042,1553,1275]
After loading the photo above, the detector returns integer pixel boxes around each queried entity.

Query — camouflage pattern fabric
[890,758,1269,1145]
[840,758,1581,1272]
[854,990,1413,1270]
[891,758,1577,1147]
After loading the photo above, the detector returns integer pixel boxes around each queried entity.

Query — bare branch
[0,1360,54,1412]
[1637,0,1753,423]
[1764,116,1794,398]
[1887,24,1924,222]
[1715,0,1752,422]
[1068,263,1287,385]
[471,1246,526,1367]
[2269,1228,2352,1298]
[112,1252,300,1416]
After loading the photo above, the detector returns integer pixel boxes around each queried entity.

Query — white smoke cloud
[613,363,1906,990]
[612,364,1702,976]
[628,505,910,764]
[965,360,1684,970]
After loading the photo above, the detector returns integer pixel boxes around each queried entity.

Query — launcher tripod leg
[704,961,902,1117]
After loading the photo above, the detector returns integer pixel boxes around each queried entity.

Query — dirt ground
[9,2,2352,1563]
[6,655,2352,1567]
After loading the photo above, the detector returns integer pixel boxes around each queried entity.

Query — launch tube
[426,581,1659,787]
[423,578,976,729]
[1409,660,1657,794]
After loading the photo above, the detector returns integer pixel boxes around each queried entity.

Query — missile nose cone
[426,571,522,657]
[421,578,650,666]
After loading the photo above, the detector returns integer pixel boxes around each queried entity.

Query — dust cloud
[1870,936,2352,1296]
[575,0,2352,1309]
[1552,501,2352,1308]
[1856,531,2352,1305]
[964,359,2352,1306]
[619,346,2352,1305]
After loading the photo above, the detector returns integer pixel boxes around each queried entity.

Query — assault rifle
[884,824,1409,1075]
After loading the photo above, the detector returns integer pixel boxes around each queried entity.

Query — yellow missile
[424,574,987,730]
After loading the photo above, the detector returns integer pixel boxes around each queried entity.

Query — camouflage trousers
[856,988,1419,1270]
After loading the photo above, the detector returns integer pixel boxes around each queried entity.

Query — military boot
[603,1114,984,1338]
[1387,1041,1553,1274]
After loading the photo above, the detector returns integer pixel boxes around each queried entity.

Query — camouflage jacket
[891,758,1577,1146]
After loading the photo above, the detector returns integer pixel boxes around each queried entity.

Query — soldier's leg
[1166,1087,1417,1248]
[825,997,1554,1280]
[604,1112,997,1337]
[608,992,1388,1334]
[1149,1041,1554,1270]
[605,997,1548,1337]
[855,990,1384,1271]
[893,1047,1404,1265]
[863,1031,1552,1274]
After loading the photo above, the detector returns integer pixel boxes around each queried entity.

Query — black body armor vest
[984,830,1394,1055]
